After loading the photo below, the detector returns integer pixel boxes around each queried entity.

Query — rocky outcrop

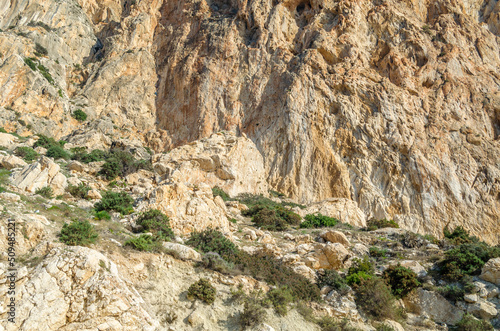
[0,154,27,169]
[0,246,160,330]
[299,199,367,228]
[152,132,268,197]
[9,156,67,195]
[404,288,464,325]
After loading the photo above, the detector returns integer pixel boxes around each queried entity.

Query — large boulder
[0,154,27,169]
[162,242,202,261]
[10,156,67,195]
[404,289,463,325]
[321,230,350,246]
[480,258,500,286]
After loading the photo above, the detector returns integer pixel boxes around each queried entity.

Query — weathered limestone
[10,156,67,195]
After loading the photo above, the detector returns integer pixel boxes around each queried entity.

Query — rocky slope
[1,0,499,243]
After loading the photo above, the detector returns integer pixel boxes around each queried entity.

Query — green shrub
[455,313,494,331]
[15,146,38,162]
[66,183,90,199]
[439,242,500,281]
[354,277,398,320]
[95,210,111,220]
[300,213,338,229]
[383,264,421,298]
[99,149,152,180]
[443,226,478,244]
[35,186,53,198]
[266,287,293,316]
[24,57,38,71]
[187,278,216,304]
[346,256,375,286]
[370,246,388,258]
[35,43,48,56]
[135,209,174,241]
[94,191,134,215]
[212,186,232,201]
[186,228,238,258]
[60,220,98,246]
[316,269,349,294]
[367,219,399,231]
[125,234,159,251]
[72,149,107,163]
[72,109,87,122]
[46,145,70,160]
[245,205,301,231]
[34,134,60,149]
[239,294,267,328]
[315,316,359,331]
[201,252,232,273]
[376,324,396,331]
[437,283,467,303]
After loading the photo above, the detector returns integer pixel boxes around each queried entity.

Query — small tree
[383,264,421,298]
[187,278,216,304]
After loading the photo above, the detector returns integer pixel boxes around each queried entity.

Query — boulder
[404,288,463,325]
[323,243,351,269]
[480,258,500,285]
[0,154,27,169]
[10,156,67,195]
[467,300,498,320]
[321,230,350,246]
[0,132,16,148]
[162,242,202,261]
[87,189,102,200]
[0,192,20,202]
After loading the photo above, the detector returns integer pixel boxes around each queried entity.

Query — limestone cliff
[0,0,499,243]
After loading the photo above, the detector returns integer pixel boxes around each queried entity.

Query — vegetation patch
[455,313,494,331]
[60,220,98,246]
[94,191,134,215]
[35,186,53,199]
[443,225,478,244]
[125,234,160,251]
[71,148,107,163]
[300,213,338,229]
[99,149,152,180]
[346,256,375,286]
[367,218,399,231]
[71,109,87,122]
[212,186,232,201]
[354,277,399,320]
[187,278,216,304]
[134,209,174,241]
[316,269,349,295]
[66,183,90,199]
[369,246,388,258]
[46,145,70,160]
[15,146,38,162]
[94,210,111,220]
[382,264,421,298]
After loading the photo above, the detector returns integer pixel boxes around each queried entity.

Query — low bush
[370,246,388,258]
[367,219,399,231]
[443,225,479,245]
[383,264,421,298]
[125,234,159,251]
[14,146,38,162]
[439,242,500,281]
[186,228,238,258]
[201,252,232,273]
[72,109,87,122]
[46,145,70,160]
[315,316,359,331]
[135,209,174,241]
[245,205,301,231]
[300,213,338,229]
[455,313,494,331]
[71,149,107,163]
[265,286,293,316]
[316,269,349,295]
[346,256,375,286]
[66,183,90,199]
[99,149,152,180]
[95,210,111,220]
[437,283,467,303]
[376,324,396,331]
[187,278,216,304]
[34,134,61,149]
[60,220,98,246]
[212,186,232,201]
[239,294,267,329]
[94,191,134,215]
[355,277,398,320]
[35,186,53,199]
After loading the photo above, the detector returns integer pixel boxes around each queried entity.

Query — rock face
[0,246,160,330]
[10,156,67,195]
[0,154,27,169]
[1,0,500,244]
[153,0,500,244]
[404,288,464,325]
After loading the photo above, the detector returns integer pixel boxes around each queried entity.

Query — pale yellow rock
[87,189,102,200]
[10,156,67,195]
[480,258,500,285]
[0,133,15,148]
[404,289,464,325]
[320,231,350,246]
[300,199,367,228]
[162,242,202,261]
[0,154,27,169]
